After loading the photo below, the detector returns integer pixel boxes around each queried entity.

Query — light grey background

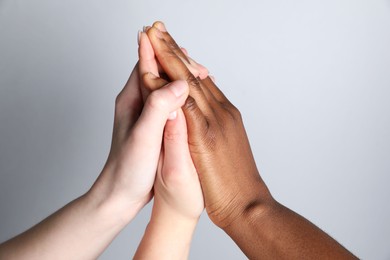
[1,0,389,259]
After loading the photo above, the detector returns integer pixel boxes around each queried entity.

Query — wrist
[134,201,199,260]
[86,170,147,226]
[212,178,274,229]
[222,192,277,233]
[150,201,200,230]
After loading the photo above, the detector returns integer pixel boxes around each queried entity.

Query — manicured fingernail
[168,111,177,120]
[169,80,188,97]
[137,30,142,45]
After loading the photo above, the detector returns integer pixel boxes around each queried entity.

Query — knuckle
[147,91,168,110]
[183,96,198,112]
[229,104,242,120]
[186,72,201,90]
[221,102,242,122]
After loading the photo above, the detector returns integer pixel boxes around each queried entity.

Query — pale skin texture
[0,51,192,259]
[133,109,204,260]
[133,31,204,260]
[145,21,358,260]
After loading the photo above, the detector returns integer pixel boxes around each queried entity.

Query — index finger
[146,27,212,115]
[138,31,159,101]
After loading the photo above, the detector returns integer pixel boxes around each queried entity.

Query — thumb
[161,109,194,185]
[132,78,189,147]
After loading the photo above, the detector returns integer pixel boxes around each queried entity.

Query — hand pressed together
[0,21,358,260]
[143,21,357,260]
[133,30,204,260]
[146,22,273,228]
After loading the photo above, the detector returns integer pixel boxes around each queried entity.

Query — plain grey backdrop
[1,0,389,259]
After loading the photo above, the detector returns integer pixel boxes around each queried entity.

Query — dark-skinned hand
[141,22,358,260]
[144,22,273,229]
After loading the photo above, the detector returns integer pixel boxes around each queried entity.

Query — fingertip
[181,47,189,56]
[138,32,153,57]
[147,26,163,41]
[197,63,209,80]
[153,21,167,32]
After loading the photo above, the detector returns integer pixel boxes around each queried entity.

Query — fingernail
[180,47,188,56]
[153,21,167,32]
[159,22,167,32]
[169,80,188,97]
[137,30,142,45]
[168,110,177,120]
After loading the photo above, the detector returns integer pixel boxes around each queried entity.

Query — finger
[153,21,191,64]
[115,63,143,130]
[178,55,202,79]
[187,56,209,80]
[139,31,159,101]
[146,26,212,116]
[180,47,209,80]
[146,23,208,80]
[143,25,171,78]
[132,80,189,149]
[153,22,207,79]
[142,72,169,92]
[201,76,230,103]
[161,109,195,185]
[180,47,189,56]
[142,72,188,121]
[142,72,210,146]
[148,23,206,82]
[141,26,202,85]
[182,96,210,148]
[138,31,169,76]
[139,31,159,78]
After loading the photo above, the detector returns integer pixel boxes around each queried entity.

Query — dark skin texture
[143,21,358,260]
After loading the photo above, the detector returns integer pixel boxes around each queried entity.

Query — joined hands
[0,21,357,260]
